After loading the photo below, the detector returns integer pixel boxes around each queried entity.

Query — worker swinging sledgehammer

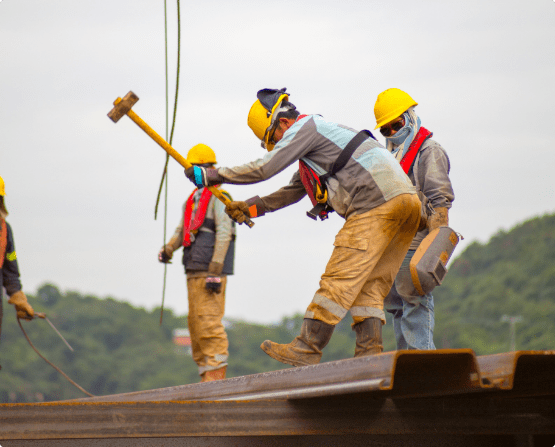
[107,91,254,228]
[184,88,422,367]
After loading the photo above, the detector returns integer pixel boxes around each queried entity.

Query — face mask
[386,113,411,146]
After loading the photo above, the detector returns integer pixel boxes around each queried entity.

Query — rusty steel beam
[70,349,484,403]
[478,351,555,395]
[1,396,555,442]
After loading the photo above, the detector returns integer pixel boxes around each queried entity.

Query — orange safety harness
[0,219,7,269]
[182,188,213,247]
[296,115,374,220]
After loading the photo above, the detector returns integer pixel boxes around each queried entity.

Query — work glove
[184,166,224,188]
[205,277,222,294]
[8,290,35,320]
[427,207,449,232]
[225,201,251,224]
[158,244,174,264]
[206,262,223,293]
[225,196,265,224]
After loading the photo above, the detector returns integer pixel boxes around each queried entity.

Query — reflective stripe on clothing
[305,293,349,321]
[199,354,229,375]
[350,306,386,323]
[306,193,421,326]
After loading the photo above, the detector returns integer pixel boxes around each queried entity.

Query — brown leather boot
[261,318,335,367]
[353,317,383,357]
[201,366,227,382]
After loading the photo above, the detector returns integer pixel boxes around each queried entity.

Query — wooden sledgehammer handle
[108,92,254,228]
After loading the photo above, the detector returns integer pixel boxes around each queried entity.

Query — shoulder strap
[319,129,373,185]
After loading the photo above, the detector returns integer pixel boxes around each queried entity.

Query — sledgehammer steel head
[108,91,139,123]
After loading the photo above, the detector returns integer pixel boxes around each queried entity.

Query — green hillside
[434,213,555,352]
[1,212,554,402]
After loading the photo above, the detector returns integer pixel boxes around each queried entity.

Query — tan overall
[305,193,421,326]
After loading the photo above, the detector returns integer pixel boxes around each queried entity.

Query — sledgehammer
[107,91,254,228]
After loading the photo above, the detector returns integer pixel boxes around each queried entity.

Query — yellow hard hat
[186,144,217,165]
[374,88,418,130]
[248,88,290,152]
[0,176,5,196]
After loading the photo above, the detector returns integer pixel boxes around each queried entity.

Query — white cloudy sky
[1,0,554,324]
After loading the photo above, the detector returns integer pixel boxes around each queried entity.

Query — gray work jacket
[409,138,455,250]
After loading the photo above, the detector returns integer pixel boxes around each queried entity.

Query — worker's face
[380,116,405,137]
[270,118,295,145]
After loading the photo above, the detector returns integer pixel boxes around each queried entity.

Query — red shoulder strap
[0,219,7,270]
[399,127,433,174]
[183,188,213,247]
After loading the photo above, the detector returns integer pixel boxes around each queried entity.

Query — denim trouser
[384,249,436,350]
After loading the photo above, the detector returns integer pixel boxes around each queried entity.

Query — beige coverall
[167,189,234,376]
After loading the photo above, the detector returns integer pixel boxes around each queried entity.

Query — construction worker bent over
[159,145,235,381]
[0,176,35,370]
[184,88,421,367]
[375,89,455,350]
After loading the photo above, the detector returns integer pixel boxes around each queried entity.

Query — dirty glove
[205,262,223,293]
[225,201,251,224]
[184,166,223,188]
[8,290,35,320]
[205,276,222,293]
[225,196,265,224]
[427,207,449,232]
[158,244,174,264]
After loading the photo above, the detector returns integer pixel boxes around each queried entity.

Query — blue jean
[384,249,436,350]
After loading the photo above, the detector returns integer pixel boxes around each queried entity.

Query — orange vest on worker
[0,219,7,270]
[399,127,433,175]
[182,188,213,247]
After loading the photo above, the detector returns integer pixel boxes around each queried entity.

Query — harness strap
[319,129,373,185]
[302,129,374,220]
[183,188,213,247]
[399,127,433,175]
[0,219,7,270]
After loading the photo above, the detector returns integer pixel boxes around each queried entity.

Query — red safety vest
[182,188,213,247]
[0,219,7,269]
[399,127,433,174]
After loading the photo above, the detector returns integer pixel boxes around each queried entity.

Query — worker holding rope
[0,176,35,369]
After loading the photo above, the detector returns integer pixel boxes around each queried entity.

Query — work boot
[201,366,227,382]
[353,317,383,357]
[261,318,335,367]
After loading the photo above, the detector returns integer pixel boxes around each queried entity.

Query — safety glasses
[379,118,405,137]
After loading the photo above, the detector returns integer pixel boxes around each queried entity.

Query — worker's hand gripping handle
[108,92,254,228]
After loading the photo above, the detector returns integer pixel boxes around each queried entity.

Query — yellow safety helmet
[0,176,7,216]
[374,88,418,130]
[186,144,217,165]
[248,88,290,152]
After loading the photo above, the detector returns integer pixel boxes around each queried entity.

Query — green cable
[158,0,181,325]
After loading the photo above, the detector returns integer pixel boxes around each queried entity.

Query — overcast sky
[1,0,554,324]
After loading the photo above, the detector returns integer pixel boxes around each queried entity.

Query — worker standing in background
[0,176,35,369]
[184,88,421,367]
[375,89,455,350]
[158,145,235,382]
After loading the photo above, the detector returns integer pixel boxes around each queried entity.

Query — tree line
[1,212,554,402]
